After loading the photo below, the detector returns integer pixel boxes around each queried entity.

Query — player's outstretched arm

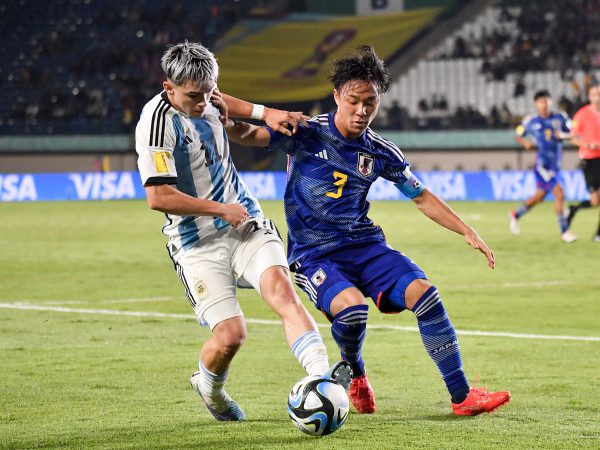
[145,184,248,228]
[412,189,495,269]
[221,92,309,136]
[224,119,272,148]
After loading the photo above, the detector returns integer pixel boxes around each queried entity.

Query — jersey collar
[161,90,174,108]
[329,112,368,147]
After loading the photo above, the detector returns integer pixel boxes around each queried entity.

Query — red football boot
[349,374,376,414]
[452,379,511,416]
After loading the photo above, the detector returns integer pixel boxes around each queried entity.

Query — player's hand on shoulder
[464,230,495,270]
[219,203,248,229]
[524,141,534,151]
[211,87,228,125]
[264,107,310,136]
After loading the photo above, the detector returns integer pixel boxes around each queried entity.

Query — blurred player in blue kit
[225,46,510,416]
[509,90,576,242]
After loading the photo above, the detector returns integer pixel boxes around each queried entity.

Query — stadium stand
[1,0,598,137]
[377,0,600,129]
[0,0,254,135]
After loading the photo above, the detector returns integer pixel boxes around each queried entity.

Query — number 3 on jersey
[325,171,348,199]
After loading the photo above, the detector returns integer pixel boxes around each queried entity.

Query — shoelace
[470,374,489,396]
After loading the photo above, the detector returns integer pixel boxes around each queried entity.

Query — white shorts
[173,218,288,330]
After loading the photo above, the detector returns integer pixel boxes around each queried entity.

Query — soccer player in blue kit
[224,46,510,416]
[509,90,575,242]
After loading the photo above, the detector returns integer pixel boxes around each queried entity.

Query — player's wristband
[250,104,265,120]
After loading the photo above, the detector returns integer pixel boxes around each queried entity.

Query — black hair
[534,89,551,101]
[328,45,390,94]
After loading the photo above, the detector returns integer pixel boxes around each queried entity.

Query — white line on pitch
[1,302,599,343]
[18,297,176,306]
[447,280,587,289]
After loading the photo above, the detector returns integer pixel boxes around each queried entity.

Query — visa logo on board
[419,172,467,200]
[488,171,589,200]
[69,173,136,200]
[0,174,37,201]
[239,172,277,199]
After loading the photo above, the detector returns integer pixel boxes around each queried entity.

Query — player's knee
[591,196,600,207]
[213,318,246,356]
[219,332,246,358]
[328,288,367,316]
[262,274,302,314]
[404,279,433,311]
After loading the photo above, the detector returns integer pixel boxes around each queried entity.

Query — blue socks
[331,304,368,378]
[331,289,470,403]
[514,204,530,219]
[413,286,469,404]
[557,212,568,233]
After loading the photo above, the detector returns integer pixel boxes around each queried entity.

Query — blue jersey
[516,111,571,171]
[266,113,424,265]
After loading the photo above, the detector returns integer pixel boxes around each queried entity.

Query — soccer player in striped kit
[135,42,350,422]
[225,46,510,416]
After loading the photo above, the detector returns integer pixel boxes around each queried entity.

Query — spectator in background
[513,76,525,97]
[386,100,403,129]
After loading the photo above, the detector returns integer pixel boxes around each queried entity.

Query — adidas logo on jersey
[314,149,328,160]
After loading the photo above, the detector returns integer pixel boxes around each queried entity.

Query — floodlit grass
[1,200,599,449]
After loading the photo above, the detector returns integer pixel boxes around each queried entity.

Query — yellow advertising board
[216,8,441,103]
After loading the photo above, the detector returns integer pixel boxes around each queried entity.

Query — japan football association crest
[358,152,374,176]
[311,268,327,287]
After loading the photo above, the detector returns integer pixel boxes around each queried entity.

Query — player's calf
[409,285,471,405]
[330,304,369,380]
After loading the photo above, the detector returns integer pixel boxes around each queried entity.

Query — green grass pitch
[1,199,599,449]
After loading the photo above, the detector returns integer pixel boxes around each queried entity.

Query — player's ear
[163,80,174,94]
[333,89,340,106]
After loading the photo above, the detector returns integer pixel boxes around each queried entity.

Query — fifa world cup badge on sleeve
[154,151,170,173]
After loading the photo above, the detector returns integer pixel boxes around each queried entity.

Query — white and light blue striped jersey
[135,91,262,259]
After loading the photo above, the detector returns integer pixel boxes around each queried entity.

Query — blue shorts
[534,166,562,192]
[291,241,426,320]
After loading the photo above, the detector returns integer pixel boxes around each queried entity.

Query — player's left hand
[264,108,310,136]
[211,87,228,125]
[464,230,495,269]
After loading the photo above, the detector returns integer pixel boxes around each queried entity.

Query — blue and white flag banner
[0,170,590,202]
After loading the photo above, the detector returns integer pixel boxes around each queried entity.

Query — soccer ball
[287,376,349,436]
